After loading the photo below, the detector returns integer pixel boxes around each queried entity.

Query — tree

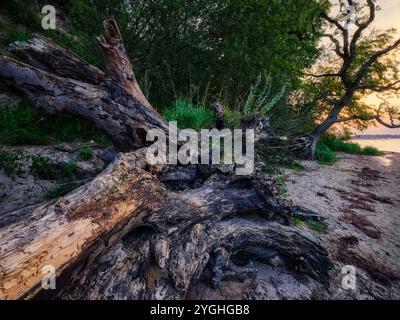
[294,0,400,158]
[58,0,326,107]
[0,19,333,300]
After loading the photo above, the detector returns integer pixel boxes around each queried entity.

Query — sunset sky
[358,0,400,134]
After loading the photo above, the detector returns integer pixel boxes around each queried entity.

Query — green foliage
[161,99,214,130]
[276,175,288,198]
[223,107,242,129]
[321,135,384,157]
[316,135,384,164]
[79,147,94,161]
[243,73,286,116]
[293,218,328,234]
[0,150,23,175]
[0,102,110,147]
[58,0,326,107]
[361,146,384,156]
[31,155,55,180]
[61,160,77,180]
[315,142,337,164]
[1,0,41,31]
[321,135,362,154]
[0,0,327,145]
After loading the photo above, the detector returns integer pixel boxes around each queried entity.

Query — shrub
[0,102,110,147]
[243,73,286,116]
[162,99,214,130]
[31,155,55,180]
[0,150,22,175]
[321,135,362,154]
[61,160,77,180]
[317,135,384,161]
[79,147,94,161]
[315,142,337,164]
[361,146,384,156]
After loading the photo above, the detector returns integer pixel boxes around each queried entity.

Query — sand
[286,152,400,299]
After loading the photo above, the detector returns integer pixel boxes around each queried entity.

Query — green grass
[0,102,111,147]
[315,142,337,164]
[360,146,384,156]
[293,217,328,234]
[79,147,94,161]
[316,135,384,164]
[162,99,215,130]
[276,174,288,198]
[61,159,77,180]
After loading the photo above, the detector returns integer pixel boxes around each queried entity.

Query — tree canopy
[49,0,327,107]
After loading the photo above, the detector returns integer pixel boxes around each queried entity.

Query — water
[351,139,400,153]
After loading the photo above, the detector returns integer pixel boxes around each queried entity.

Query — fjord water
[351,139,400,153]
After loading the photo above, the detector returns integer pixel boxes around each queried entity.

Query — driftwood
[0,19,332,300]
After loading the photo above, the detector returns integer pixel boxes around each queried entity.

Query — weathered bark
[0,19,333,300]
[1,20,167,152]
[97,19,157,114]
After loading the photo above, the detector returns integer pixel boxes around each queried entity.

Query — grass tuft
[316,135,384,164]
[315,142,337,164]
[293,217,328,234]
[162,99,215,130]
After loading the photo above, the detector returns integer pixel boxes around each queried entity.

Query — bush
[31,155,55,180]
[0,151,23,175]
[361,146,384,156]
[162,99,214,130]
[321,135,362,154]
[315,142,337,164]
[61,160,77,180]
[79,147,93,161]
[223,107,242,128]
[0,102,110,147]
[317,135,384,162]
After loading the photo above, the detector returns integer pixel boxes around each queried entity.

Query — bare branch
[304,72,341,78]
[322,33,345,58]
[358,80,400,92]
[349,0,376,59]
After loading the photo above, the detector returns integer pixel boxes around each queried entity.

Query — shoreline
[285,152,400,299]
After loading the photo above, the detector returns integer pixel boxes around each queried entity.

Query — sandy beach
[286,152,400,299]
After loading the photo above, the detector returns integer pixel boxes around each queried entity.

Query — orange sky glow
[354,0,400,134]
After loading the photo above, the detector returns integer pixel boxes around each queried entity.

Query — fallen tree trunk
[0,19,333,300]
